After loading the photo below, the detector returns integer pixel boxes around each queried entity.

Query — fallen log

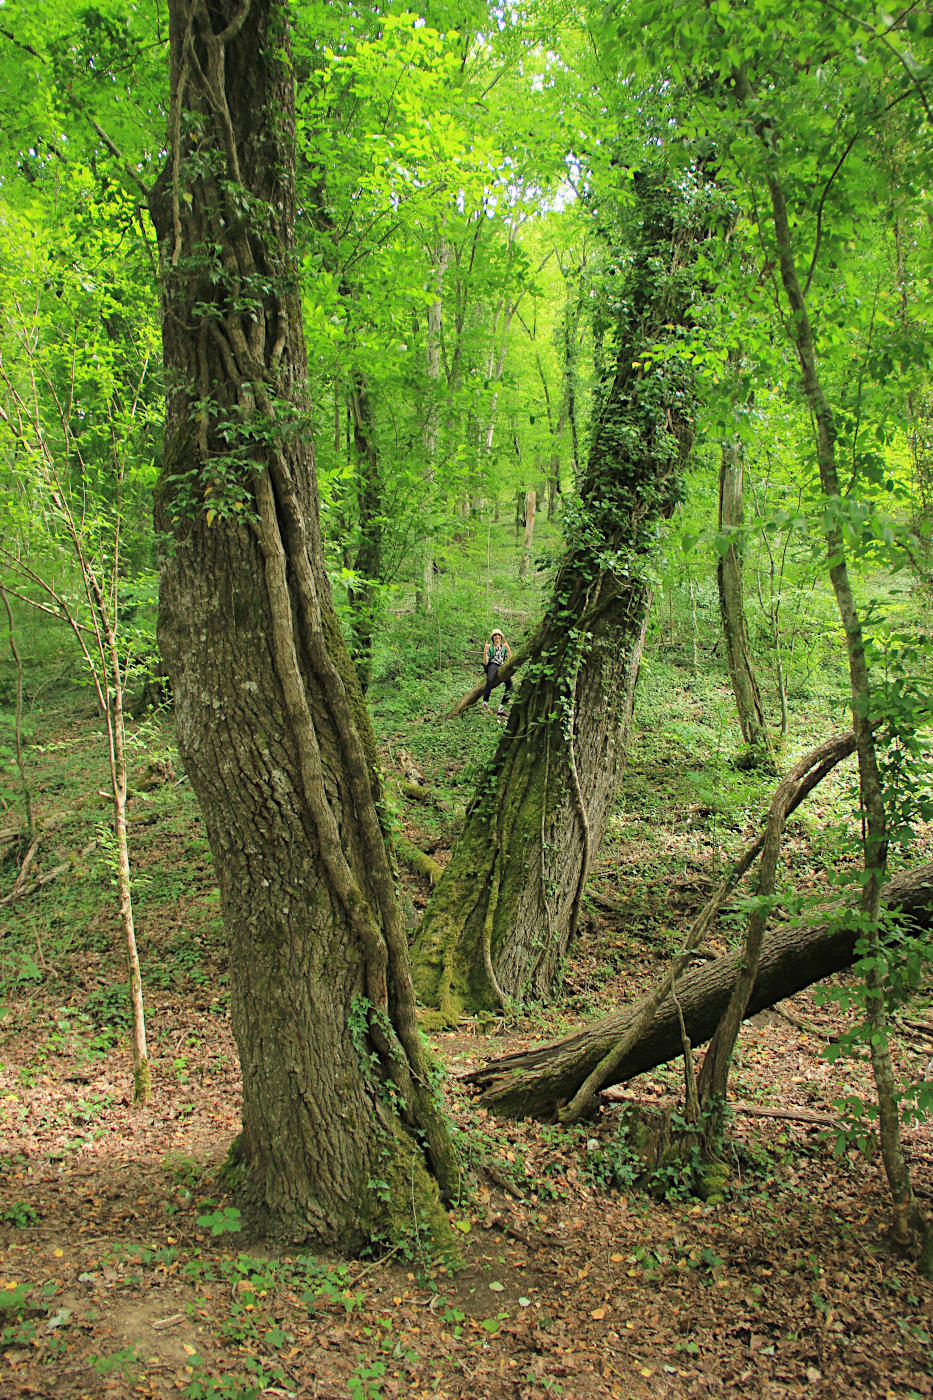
[467,862,933,1119]
[601,1090,841,1130]
[396,836,444,887]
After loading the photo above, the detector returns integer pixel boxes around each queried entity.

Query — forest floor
[1,648,932,1400]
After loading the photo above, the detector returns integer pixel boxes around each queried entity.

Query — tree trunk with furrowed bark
[411,172,704,1020]
[149,0,456,1252]
[467,863,933,1119]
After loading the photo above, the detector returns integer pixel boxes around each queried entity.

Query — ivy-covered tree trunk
[411,173,701,1019]
[149,0,456,1252]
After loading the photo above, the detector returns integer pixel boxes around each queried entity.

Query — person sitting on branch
[482,628,513,716]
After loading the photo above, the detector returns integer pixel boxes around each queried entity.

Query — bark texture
[468,862,933,1119]
[411,173,703,1018]
[149,0,455,1252]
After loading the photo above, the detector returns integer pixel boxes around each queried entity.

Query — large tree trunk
[468,862,933,1119]
[411,173,700,1019]
[149,0,456,1252]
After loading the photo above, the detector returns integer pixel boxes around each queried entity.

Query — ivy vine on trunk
[412,169,713,1020]
[149,0,457,1252]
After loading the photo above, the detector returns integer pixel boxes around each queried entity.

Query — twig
[151,1314,186,1331]
[481,1161,524,1200]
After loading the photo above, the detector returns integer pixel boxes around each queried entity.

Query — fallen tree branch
[770,1000,830,1039]
[898,1016,933,1040]
[728,1102,840,1129]
[558,730,860,1123]
[10,833,41,896]
[467,861,933,1119]
[601,1089,841,1129]
[586,886,635,916]
[0,840,98,907]
[399,781,431,802]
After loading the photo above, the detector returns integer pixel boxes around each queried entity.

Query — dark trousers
[483,662,513,704]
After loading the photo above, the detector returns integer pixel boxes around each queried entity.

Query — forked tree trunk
[718,434,776,769]
[411,173,701,1019]
[150,0,455,1252]
[468,862,933,1119]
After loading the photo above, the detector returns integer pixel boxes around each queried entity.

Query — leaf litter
[0,706,931,1399]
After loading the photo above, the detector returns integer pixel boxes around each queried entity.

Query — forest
[0,1,932,1396]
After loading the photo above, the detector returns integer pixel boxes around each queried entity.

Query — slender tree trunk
[150,0,456,1251]
[561,271,583,487]
[534,351,564,522]
[547,454,561,520]
[717,434,776,769]
[346,376,382,692]
[104,632,151,1105]
[695,734,845,1146]
[737,65,914,1244]
[518,488,536,579]
[412,173,700,1019]
[0,326,152,1104]
[417,237,447,615]
[1,587,33,841]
